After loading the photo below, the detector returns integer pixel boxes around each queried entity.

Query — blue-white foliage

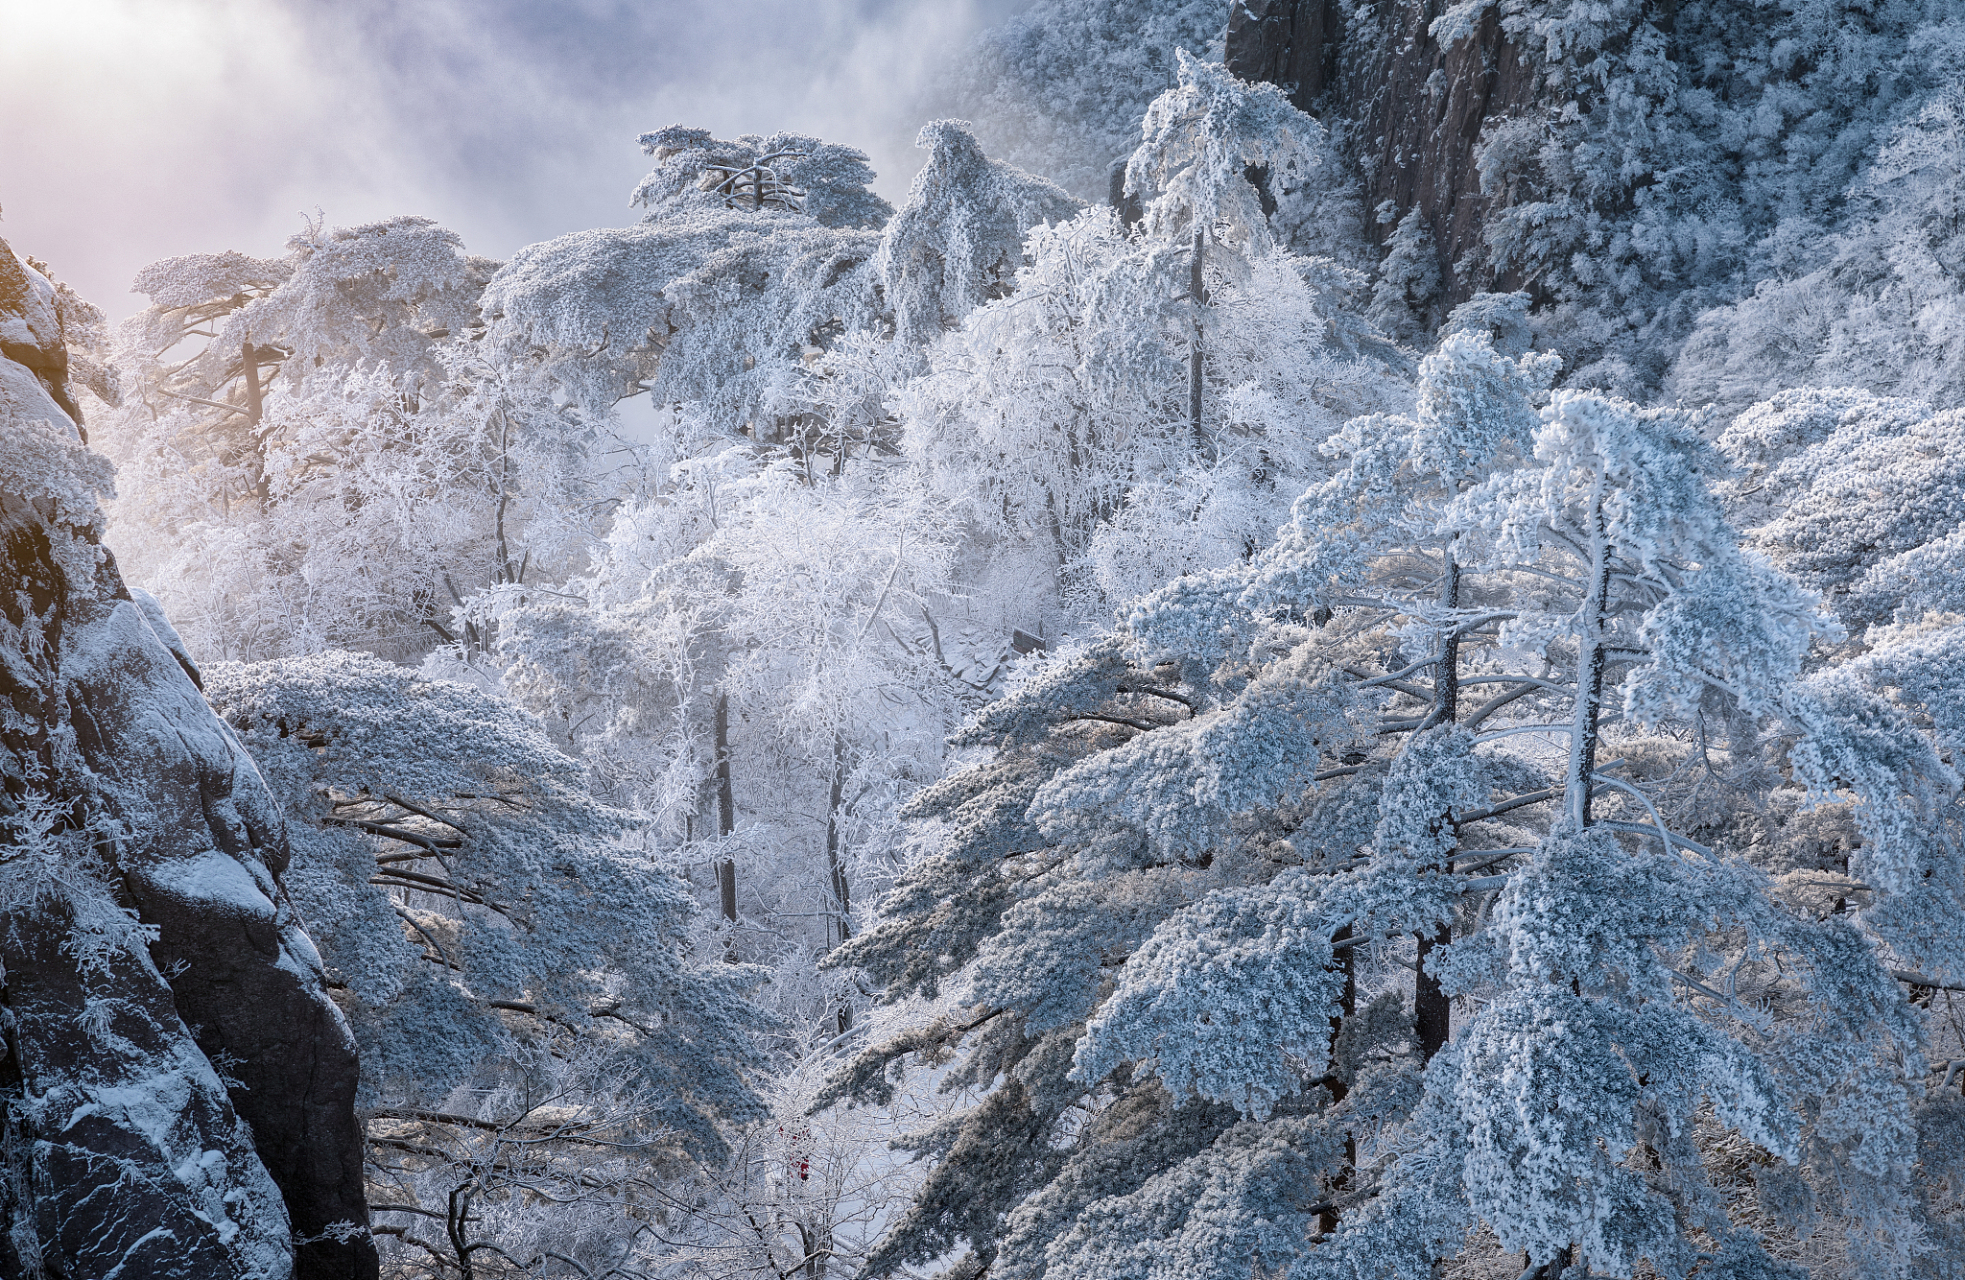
[206,652,766,1141]
[1031,652,1360,863]
[838,311,1965,1279]
[80,16,1965,1276]
[1073,869,1345,1118]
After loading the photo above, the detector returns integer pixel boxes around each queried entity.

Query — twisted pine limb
[1894,970,1965,993]
[326,816,462,852]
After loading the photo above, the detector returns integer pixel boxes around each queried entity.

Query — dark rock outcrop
[1227,0,1540,305]
[1224,0,1344,111]
[0,238,376,1278]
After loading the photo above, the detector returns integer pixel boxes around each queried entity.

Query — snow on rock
[0,235,376,1278]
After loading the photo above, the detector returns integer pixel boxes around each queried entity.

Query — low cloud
[0,0,1023,317]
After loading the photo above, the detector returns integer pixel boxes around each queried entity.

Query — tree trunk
[240,340,272,503]
[240,340,264,424]
[1565,470,1613,828]
[1416,547,1459,1061]
[799,1219,832,1278]
[825,736,850,945]
[1189,225,1207,452]
[715,693,737,924]
[825,735,853,1035]
[492,407,518,587]
[1415,927,1452,1060]
[1320,925,1358,1236]
[1431,550,1461,726]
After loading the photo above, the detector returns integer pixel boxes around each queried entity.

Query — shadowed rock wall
[1227,0,1540,304]
[0,239,376,1278]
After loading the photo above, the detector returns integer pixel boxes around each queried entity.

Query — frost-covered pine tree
[873,119,1081,348]
[95,216,615,665]
[632,125,893,230]
[114,214,492,428]
[1121,46,1345,443]
[1123,48,1327,261]
[900,58,1403,630]
[482,122,902,447]
[206,651,770,1276]
[828,318,1965,1278]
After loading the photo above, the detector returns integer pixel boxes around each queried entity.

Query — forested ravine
[8,0,1965,1276]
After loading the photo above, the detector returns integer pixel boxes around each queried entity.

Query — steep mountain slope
[1228,0,1963,400]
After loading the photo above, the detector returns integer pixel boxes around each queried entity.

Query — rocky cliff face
[1227,0,1539,306]
[0,240,375,1278]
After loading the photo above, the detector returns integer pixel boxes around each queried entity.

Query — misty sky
[0,0,1025,319]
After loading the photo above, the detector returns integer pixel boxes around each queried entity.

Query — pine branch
[1893,970,1965,994]
[328,816,462,852]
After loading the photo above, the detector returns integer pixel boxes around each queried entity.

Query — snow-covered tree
[206,651,770,1276]
[1074,252,1402,604]
[646,1039,948,1279]
[482,210,883,445]
[1715,388,1965,628]
[897,208,1190,570]
[829,322,1965,1278]
[491,452,958,828]
[873,119,1081,348]
[633,125,894,230]
[1124,48,1327,260]
[116,348,603,663]
[899,59,1406,630]
[1117,48,1354,449]
[1423,0,1956,396]
[117,215,491,422]
[94,216,619,666]
[1671,79,1965,413]
[927,0,1225,200]
[1366,206,1442,347]
[483,124,897,455]
[59,19,1965,1277]
[484,121,1059,1036]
